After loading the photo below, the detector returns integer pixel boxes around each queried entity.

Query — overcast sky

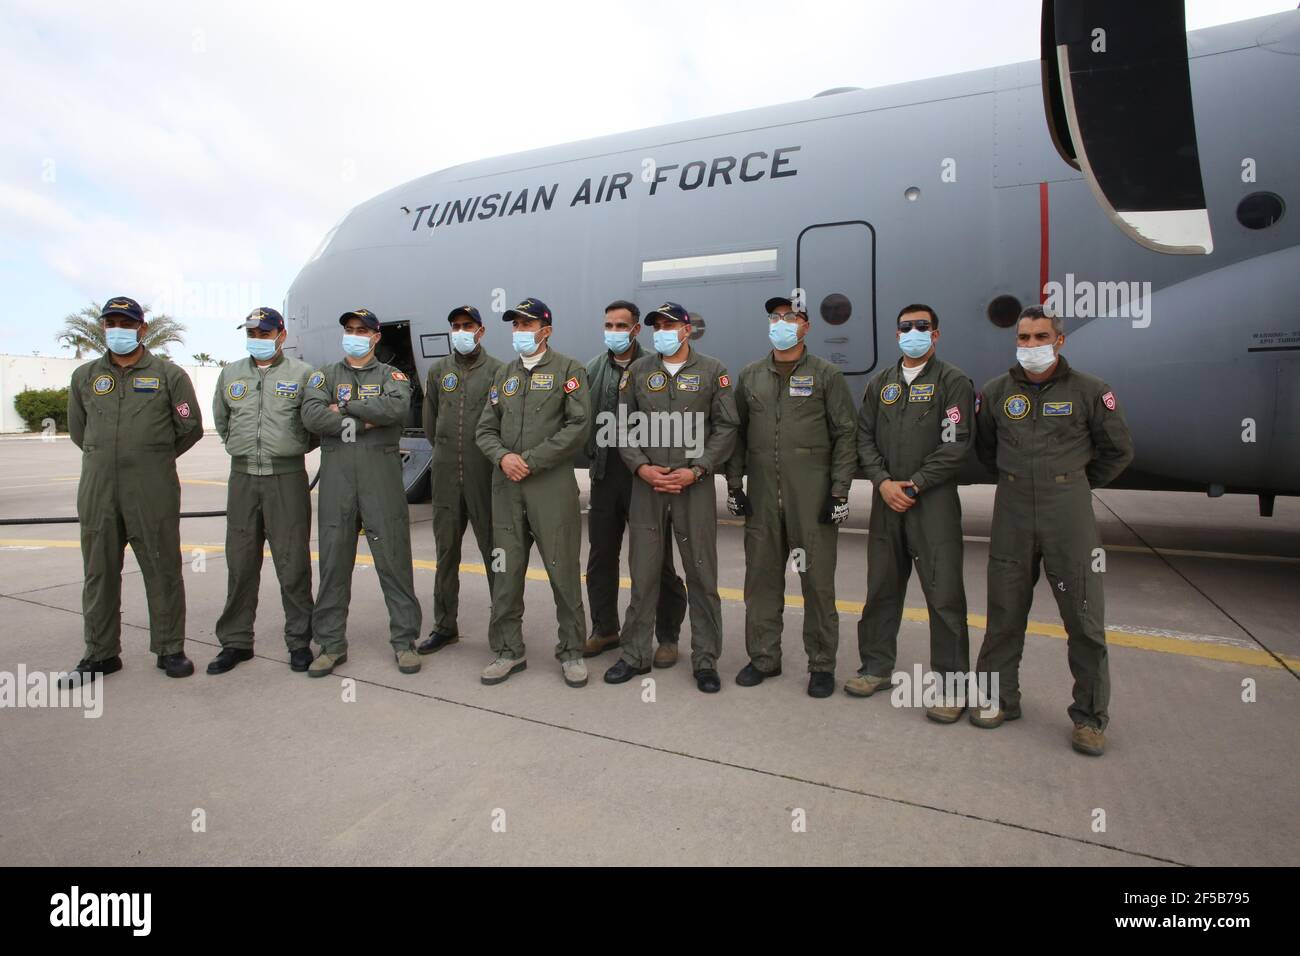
[2,0,1292,361]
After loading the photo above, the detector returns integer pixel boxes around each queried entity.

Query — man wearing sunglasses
[847,304,974,722]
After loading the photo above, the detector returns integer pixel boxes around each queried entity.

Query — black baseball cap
[765,295,807,317]
[645,302,691,327]
[100,296,144,323]
[239,307,285,332]
[503,298,553,325]
[448,305,483,325]
[339,308,380,330]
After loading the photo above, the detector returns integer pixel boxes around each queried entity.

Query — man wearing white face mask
[849,304,974,720]
[972,305,1134,756]
[209,307,317,675]
[419,305,503,655]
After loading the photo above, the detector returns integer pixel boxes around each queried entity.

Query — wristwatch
[690,464,707,481]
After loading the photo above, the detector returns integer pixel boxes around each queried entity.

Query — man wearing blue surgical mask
[418,306,503,655]
[724,295,857,698]
[208,307,317,676]
[581,300,687,664]
[63,296,204,686]
[301,308,423,678]
[849,303,974,722]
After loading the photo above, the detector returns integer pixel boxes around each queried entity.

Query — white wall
[0,353,223,433]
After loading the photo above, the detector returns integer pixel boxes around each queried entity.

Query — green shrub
[14,387,69,433]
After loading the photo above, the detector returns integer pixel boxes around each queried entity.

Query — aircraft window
[641,248,778,283]
[820,293,851,325]
[689,312,706,340]
[308,222,340,263]
[987,294,1022,328]
[1237,192,1285,231]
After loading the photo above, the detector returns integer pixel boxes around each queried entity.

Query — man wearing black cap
[63,296,203,684]
[581,299,687,665]
[475,297,591,688]
[301,308,423,677]
[207,308,317,675]
[725,295,858,698]
[419,305,503,654]
[603,302,739,694]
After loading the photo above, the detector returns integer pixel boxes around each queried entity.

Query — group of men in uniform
[62,290,1133,755]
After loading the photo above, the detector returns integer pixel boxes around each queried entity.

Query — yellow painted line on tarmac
[0,537,1296,672]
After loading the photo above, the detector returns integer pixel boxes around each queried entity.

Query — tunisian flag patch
[563,376,581,393]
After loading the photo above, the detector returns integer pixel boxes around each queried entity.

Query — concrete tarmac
[0,435,1296,866]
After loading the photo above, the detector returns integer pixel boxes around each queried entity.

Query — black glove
[819,495,849,525]
[727,487,752,517]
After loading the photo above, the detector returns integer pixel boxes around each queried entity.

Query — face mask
[247,338,278,361]
[1017,343,1057,374]
[898,329,932,359]
[451,330,478,355]
[512,331,540,356]
[105,328,139,355]
[653,328,682,355]
[342,334,373,358]
[604,330,631,354]
[768,319,799,351]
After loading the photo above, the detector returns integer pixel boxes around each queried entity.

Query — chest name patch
[274,381,300,396]
[133,376,160,393]
[359,383,381,398]
[908,383,934,402]
[789,374,814,397]
[676,372,701,392]
[1042,401,1073,416]
[531,373,555,390]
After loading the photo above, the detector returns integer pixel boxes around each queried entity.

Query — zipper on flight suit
[773,367,783,512]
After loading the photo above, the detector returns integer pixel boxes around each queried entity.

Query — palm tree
[57,302,187,358]
[192,352,216,366]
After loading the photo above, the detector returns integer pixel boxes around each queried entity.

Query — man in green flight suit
[301,308,422,677]
[972,305,1134,756]
[582,299,687,666]
[847,304,975,722]
[64,295,203,684]
[475,297,591,689]
[419,304,502,654]
[725,295,857,698]
[603,301,739,694]
[207,307,317,675]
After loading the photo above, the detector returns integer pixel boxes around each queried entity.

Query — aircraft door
[796,221,877,376]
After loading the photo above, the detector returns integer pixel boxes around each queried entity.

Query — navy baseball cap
[339,308,380,330]
[765,295,807,316]
[448,305,483,325]
[100,296,145,323]
[239,307,285,332]
[503,298,553,325]
[645,302,691,327]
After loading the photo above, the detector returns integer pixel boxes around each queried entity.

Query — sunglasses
[897,320,932,333]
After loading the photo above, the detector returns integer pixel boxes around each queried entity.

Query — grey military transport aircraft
[282,1,1300,515]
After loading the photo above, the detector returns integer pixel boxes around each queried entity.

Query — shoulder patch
[308,371,325,390]
[489,385,499,405]
[618,370,630,391]
[718,373,731,388]
[1101,390,1117,411]
[563,375,581,393]
[945,404,962,425]
[175,401,192,419]
[391,370,408,382]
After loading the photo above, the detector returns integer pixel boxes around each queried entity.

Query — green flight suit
[211,354,317,652]
[475,347,590,662]
[301,358,421,655]
[856,357,975,682]
[585,342,687,644]
[67,349,203,660]
[975,356,1134,730]
[616,348,739,672]
[725,348,857,674]
[422,346,503,636]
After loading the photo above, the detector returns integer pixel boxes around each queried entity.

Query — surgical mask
[105,328,139,355]
[898,329,932,359]
[1017,344,1057,374]
[342,334,373,358]
[604,330,631,354]
[768,319,799,351]
[246,338,278,361]
[512,331,540,356]
[451,330,478,355]
[653,329,682,355]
